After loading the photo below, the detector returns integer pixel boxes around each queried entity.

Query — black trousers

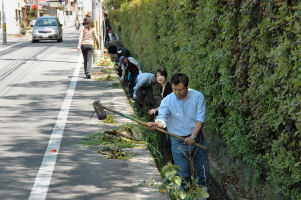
[135,85,154,109]
[81,45,94,76]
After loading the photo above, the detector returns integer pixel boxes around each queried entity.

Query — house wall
[2,0,20,34]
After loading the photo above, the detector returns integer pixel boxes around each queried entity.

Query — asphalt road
[0,27,168,200]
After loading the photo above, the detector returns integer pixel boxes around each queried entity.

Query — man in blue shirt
[133,72,156,110]
[147,73,209,189]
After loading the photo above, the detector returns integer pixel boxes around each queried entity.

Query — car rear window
[35,18,58,26]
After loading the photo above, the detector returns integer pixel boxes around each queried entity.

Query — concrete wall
[82,0,92,16]
[2,0,20,34]
[0,1,2,32]
[42,6,57,17]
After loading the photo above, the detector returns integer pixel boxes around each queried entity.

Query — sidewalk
[48,58,170,199]
[90,63,170,199]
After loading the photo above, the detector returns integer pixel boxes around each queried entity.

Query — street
[0,27,167,200]
[0,27,85,199]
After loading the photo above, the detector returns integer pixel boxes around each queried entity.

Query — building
[0,0,87,35]
[0,0,26,35]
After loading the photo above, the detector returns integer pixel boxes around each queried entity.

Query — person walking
[77,16,99,79]
[147,73,210,190]
[103,13,112,45]
[75,16,80,30]
[148,68,172,116]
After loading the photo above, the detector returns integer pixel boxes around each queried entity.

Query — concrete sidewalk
[45,61,170,199]
[89,66,169,199]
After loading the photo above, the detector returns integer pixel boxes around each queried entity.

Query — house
[0,0,26,35]
[0,0,87,35]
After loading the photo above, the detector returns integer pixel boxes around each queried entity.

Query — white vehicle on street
[32,16,63,43]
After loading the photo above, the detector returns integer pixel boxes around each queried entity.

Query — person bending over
[133,72,156,110]
[121,56,142,97]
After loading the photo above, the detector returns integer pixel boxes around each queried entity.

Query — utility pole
[37,0,39,17]
[62,0,65,25]
[92,0,100,60]
[2,0,7,45]
[24,0,27,27]
[99,0,104,58]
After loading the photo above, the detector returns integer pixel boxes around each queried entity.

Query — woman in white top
[77,16,99,79]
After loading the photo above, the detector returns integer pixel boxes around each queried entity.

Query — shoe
[86,75,91,79]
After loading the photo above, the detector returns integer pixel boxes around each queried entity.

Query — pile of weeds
[81,126,146,160]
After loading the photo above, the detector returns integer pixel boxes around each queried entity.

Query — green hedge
[105,0,301,199]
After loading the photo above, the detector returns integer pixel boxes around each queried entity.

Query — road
[0,27,167,200]
[0,27,86,200]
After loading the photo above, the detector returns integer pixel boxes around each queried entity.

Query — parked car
[32,16,63,43]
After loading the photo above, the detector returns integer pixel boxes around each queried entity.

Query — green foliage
[80,129,138,159]
[104,114,115,124]
[20,21,26,35]
[160,163,209,200]
[105,0,301,199]
[27,9,37,27]
[111,82,120,88]
[80,130,136,149]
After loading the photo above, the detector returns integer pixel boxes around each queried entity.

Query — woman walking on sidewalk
[77,16,99,79]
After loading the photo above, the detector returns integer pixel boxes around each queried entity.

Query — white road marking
[28,55,82,200]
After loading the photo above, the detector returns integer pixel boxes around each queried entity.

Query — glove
[133,93,137,99]
[139,70,142,74]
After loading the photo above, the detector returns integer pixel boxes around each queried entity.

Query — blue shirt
[133,73,155,96]
[156,89,206,136]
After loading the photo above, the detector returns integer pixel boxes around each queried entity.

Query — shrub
[105,0,301,199]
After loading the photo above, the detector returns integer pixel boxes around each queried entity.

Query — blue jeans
[170,134,210,188]
[128,71,139,96]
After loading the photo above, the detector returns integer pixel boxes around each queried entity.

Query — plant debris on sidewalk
[80,126,146,160]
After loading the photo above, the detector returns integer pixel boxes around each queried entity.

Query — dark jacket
[160,81,172,99]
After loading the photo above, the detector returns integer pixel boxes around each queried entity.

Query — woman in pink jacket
[77,16,99,79]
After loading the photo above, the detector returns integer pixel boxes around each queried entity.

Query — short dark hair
[155,68,168,79]
[171,73,189,88]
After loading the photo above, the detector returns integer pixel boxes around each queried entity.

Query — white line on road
[28,55,82,200]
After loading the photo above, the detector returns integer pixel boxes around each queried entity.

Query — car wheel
[32,40,38,43]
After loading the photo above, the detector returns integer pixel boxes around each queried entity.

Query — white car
[32,16,63,43]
